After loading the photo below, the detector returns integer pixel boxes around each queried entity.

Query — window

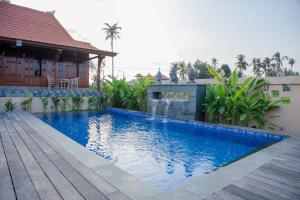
[34,56,42,76]
[283,84,291,92]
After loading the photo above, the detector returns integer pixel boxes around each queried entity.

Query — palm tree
[211,58,218,70]
[102,23,121,77]
[252,58,264,77]
[263,57,272,76]
[177,61,188,80]
[235,54,248,77]
[271,51,288,76]
[288,58,296,72]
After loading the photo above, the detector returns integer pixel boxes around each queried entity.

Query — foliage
[211,58,218,69]
[129,74,155,112]
[51,96,61,112]
[71,95,84,111]
[60,96,70,112]
[88,95,108,111]
[204,66,282,129]
[20,92,33,112]
[235,54,248,77]
[4,99,16,112]
[102,75,133,109]
[218,64,231,78]
[40,97,49,112]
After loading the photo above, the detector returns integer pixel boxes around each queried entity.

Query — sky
[13,0,300,80]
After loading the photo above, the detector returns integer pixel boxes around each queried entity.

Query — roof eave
[0,36,117,57]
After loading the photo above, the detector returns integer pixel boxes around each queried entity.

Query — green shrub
[40,97,49,112]
[4,99,16,112]
[71,95,83,111]
[20,92,33,112]
[204,66,282,129]
[60,96,70,112]
[51,96,61,112]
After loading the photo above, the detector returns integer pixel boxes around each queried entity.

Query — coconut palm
[252,58,262,77]
[271,51,288,76]
[263,57,273,76]
[211,58,218,70]
[177,61,188,80]
[235,54,248,77]
[288,58,296,72]
[102,23,121,77]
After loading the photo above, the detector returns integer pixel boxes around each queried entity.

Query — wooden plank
[252,166,300,188]
[270,159,300,173]
[0,116,40,200]
[261,163,300,179]
[214,190,245,200]
[9,113,110,200]
[233,176,298,200]
[0,126,16,200]
[223,184,268,200]
[2,114,63,200]
[249,174,300,196]
[5,113,85,200]
[17,112,131,200]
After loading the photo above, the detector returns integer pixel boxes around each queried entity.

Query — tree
[271,51,288,76]
[211,58,218,70]
[171,61,188,79]
[219,64,231,78]
[252,58,264,77]
[288,58,296,72]
[193,60,211,79]
[102,23,121,77]
[235,54,248,77]
[263,57,273,77]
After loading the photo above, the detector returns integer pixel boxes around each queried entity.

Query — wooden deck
[0,112,131,200]
[203,143,300,200]
[1,112,300,200]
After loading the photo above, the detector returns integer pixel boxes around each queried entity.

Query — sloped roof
[0,1,116,56]
[149,73,169,80]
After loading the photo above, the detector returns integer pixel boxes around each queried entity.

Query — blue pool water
[36,108,285,191]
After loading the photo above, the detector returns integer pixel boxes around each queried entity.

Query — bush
[40,97,49,112]
[71,95,83,111]
[51,96,61,112]
[20,92,33,112]
[60,96,70,112]
[204,66,282,129]
[4,99,16,112]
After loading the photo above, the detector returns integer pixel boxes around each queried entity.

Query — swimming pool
[36,108,285,191]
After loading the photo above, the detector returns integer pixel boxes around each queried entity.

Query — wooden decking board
[16,112,131,200]
[233,176,298,200]
[4,114,84,200]
[11,113,112,200]
[0,117,40,200]
[3,114,64,200]
[0,126,16,200]
[223,184,269,200]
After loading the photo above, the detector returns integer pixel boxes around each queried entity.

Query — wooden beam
[97,56,105,90]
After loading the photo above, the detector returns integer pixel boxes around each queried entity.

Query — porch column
[97,55,105,90]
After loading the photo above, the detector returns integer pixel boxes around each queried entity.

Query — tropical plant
[235,54,248,77]
[40,97,49,112]
[4,99,16,112]
[51,96,61,112]
[20,92,33,112]
[71,95,84,111]
[129,74,155,112]
[193,60,211,79]
[251,58,264,77]
[211,58,218,70]
[219,64,231,78]
[288,58,296,72]
[102,75,132,108]
[60,96,70,112]
[271,51,288,76]
[102,23,121,77]
[204,66,282,129]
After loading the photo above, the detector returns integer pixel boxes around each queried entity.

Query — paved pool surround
[147,84,206,120]
[22,108,298,200]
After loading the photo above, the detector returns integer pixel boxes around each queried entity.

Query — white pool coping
[19,112,300,200]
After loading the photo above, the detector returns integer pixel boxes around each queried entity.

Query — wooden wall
[0,46,89,88]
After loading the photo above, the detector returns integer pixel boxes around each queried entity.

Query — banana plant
[204,66,282,129]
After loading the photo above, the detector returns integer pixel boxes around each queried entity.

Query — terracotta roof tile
[0,1,115,56]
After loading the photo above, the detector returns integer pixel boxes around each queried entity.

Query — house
[149,73,169,81]
[0,1,116,88]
